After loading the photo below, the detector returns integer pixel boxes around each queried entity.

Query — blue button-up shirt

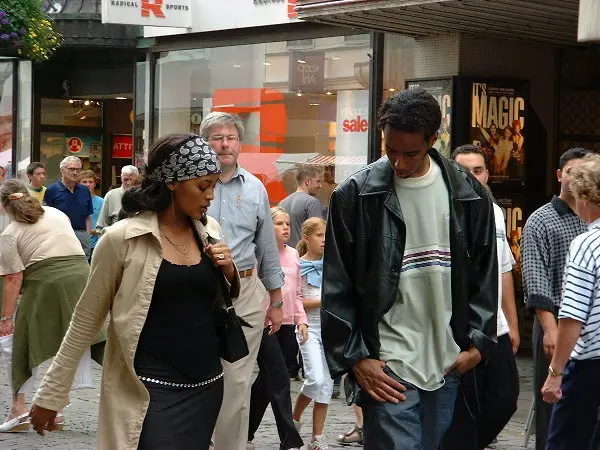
[207,166,284,291]
[45,180,93,231]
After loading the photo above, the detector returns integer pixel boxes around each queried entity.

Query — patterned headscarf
[147,135,222,184]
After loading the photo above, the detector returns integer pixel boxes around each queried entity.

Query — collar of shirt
[589,218,600,231]
[220,165,246,185]
[551,195,576,217]
[57,180,83,193]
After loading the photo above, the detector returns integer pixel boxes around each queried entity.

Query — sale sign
[112,134,133,159]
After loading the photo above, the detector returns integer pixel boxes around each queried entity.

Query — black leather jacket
[321,149,498,379]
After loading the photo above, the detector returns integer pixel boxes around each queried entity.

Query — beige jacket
[32,211,240,449]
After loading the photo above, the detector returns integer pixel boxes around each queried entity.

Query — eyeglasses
[208,135,240,143]
[64,167,81,173]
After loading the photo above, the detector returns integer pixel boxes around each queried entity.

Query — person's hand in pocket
[445,346,482,375]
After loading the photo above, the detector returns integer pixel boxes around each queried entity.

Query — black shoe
[332,385,341,399]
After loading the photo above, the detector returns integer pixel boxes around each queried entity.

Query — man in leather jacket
[322,88,497,449]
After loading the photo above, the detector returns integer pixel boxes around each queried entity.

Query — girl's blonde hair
[271,205,288,220]
[296,217,326,257]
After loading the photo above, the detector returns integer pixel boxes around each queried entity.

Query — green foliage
[0,0,62,62]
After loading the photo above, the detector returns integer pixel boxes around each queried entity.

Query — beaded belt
[138,372,223,388]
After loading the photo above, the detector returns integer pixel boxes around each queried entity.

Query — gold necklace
[160,229,192,259]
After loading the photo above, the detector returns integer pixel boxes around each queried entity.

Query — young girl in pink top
[247,206,308,450]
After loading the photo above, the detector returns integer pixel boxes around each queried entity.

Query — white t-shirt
[494,203,516,337]
[0,206,85,274]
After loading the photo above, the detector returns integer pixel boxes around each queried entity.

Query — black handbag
[209,236,251,363]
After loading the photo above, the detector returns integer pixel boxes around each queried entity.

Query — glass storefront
[149,34,372,206]
[0,61,13,176]
[39,99,104,190]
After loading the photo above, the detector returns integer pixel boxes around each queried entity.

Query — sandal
[337,425,363,445]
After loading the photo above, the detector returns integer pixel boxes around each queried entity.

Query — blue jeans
[359,367,460,450]
[547,359,600,450]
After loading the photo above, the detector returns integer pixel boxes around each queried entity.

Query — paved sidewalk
[0,356,536,449]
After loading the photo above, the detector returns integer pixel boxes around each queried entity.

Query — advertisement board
[112,134,134,159]
[465,78,528,187]
[406,78,454,159]
[102,0,192,28]
[143,0,298,37]
[496,194,525,293]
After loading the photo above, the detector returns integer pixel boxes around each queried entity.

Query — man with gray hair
[96,165,140,234]
[44,156,93,258]
[201,112,285,450]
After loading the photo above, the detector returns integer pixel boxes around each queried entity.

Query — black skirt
[137,377,224,449]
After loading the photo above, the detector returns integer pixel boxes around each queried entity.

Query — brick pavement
[0,356,537,449]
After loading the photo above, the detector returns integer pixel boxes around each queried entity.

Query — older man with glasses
[201,112,285,450]
[44,156,93,259]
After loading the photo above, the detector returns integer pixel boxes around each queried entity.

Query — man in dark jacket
[322,88,497,450]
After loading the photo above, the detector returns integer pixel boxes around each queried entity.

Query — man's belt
[239,268,254,279]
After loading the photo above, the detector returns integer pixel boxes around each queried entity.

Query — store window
[0,61,13,177]
[16,61,32,180]
[39,99,103,188]
[152,34,371,207]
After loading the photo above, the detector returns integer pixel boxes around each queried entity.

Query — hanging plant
[0,0,62,62]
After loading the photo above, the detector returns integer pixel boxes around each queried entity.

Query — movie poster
[406,78,453,159]
[496,194,525,294]
[469,79,528,186]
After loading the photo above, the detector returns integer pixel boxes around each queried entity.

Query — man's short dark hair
[559,147,590,170]
[451,144,489,169]
[26,162,44,177]
[376,88,441,141]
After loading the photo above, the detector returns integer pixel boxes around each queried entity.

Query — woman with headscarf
[29,134,240,449]
[0,180,104,432]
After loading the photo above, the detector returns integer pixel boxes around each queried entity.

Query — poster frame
[405,76,457,158]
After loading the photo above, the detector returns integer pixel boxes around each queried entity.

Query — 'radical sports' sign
[102,0,192,28]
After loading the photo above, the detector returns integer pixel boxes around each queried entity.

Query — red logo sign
[141,0,165,18]
[288,0,297,18]
[342,115,369,133]
[112,135,133,159]
[67,137,83,153]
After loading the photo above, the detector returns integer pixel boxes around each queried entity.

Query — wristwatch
[548,365,563,377]
[270,301,284,308]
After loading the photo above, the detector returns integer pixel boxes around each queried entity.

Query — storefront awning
[307,155,367,166]
[296,0,580,46]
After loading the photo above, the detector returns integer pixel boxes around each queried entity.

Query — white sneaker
[309,435,329,450]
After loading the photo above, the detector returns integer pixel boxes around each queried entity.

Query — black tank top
[134,251,222,383]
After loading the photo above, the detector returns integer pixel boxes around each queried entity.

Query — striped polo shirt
[559,218,600,360]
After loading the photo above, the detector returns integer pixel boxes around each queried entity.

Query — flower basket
[0,1,62,62]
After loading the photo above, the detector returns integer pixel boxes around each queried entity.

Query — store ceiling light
[264,62,271,66]
[310,103,319,106]
[84,100,90,106]
[326,91,333,95]
[80,116,87,120]
[297,92,303,97]
[233,64,241,68]
[297,59,307,64]
[115,97,127,100]
[68,99,74,104]
[332,56,341,60]
[388,88,396,92]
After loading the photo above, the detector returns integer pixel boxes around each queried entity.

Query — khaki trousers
[214,273,266,450]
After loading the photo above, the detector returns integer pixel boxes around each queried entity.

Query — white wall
[144,0,298,38]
